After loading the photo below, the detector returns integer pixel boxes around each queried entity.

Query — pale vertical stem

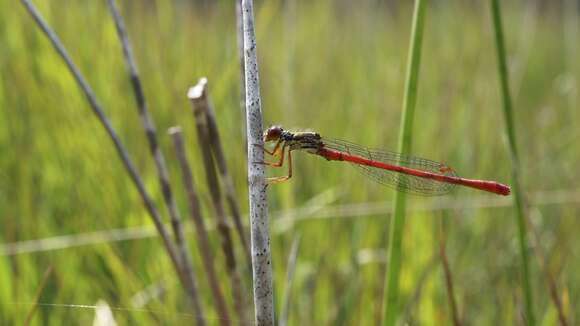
[18,1,193,319]
[242,0,275,325]
[105,1,204,320]
[490,1,535,324]
[383,0,426,325]
[169,127,231,326]
[189,87,248,326]
[193,78,252,268]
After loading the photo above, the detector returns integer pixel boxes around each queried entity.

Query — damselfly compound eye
[264,125,284,142]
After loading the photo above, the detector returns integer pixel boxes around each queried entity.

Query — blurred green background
[1,0,578,324]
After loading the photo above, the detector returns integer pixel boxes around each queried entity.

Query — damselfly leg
[261,139,283,156]
[255,142,293,183]
[266,147,293,183]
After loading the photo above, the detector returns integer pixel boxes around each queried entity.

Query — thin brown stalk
[169,127,231,326]
[438,216,461,326]
[18,2,192,319]
[192,78,251,269]
[105,1,203,320]
[24,265,53,326]
[528,208,568,325]
[188,86,248,326]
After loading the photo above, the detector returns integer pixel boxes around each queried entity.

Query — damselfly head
[263,125,284,142]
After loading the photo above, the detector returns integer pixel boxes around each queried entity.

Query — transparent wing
[321,138,458,196]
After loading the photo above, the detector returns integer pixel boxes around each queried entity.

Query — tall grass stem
[383,0,426,324]
[490,1,535,324]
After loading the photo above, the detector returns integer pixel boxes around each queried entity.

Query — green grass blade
[382,0,427,325]
[490,1,535,324]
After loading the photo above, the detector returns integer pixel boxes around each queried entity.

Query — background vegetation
[1,0,578,324]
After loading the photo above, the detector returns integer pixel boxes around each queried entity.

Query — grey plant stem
[19,0,188,294]
[169,126,231,326]
[241,0,275,325]
[490,1,535,325]
[188,84,248,326]
[105,1,204,320]
[192,78,251,269]
[383,0,426,325]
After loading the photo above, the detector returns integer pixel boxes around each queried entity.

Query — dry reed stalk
[188,85,248,326]
[169,127,231,326]
[191,78,251,269]
[105,1,204,320]
[528,208,568,325]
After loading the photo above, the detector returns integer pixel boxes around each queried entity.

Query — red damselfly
[258,125,510,196]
